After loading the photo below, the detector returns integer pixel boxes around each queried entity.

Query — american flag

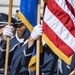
[42,0,75,65]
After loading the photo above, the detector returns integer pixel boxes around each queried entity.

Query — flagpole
[69,69,75,75]
[36,0,41,75]
[4,0,13,75]
[43,0,47,16]
[43,0,45,16]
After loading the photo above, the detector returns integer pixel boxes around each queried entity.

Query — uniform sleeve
[23,43,35,68]
[23,42,35,57]
[0,41,6,68]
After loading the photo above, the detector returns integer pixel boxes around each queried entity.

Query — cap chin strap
[15,32,24,43]
[21,29,26,38]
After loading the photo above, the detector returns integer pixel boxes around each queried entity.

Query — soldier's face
[17,24,26,38]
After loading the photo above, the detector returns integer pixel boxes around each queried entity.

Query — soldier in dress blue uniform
[25,42,59,75]
[0,12,17,45]
[26,18,72,75]
[3,19,42,75]
[9,20,29,75]
[28,43,71,75]
[24,19,59,75]
[0,13,9,45]
[0,13,20,74]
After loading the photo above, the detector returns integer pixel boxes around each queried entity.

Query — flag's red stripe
[66,0,75,17]
[47,0,75,37]
[43,21,74,57]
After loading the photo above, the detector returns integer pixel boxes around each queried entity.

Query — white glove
[31,24,42,40]
[3,25,13,41]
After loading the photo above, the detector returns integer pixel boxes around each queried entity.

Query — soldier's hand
[31,24,42,40]
[3,25,13,41]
